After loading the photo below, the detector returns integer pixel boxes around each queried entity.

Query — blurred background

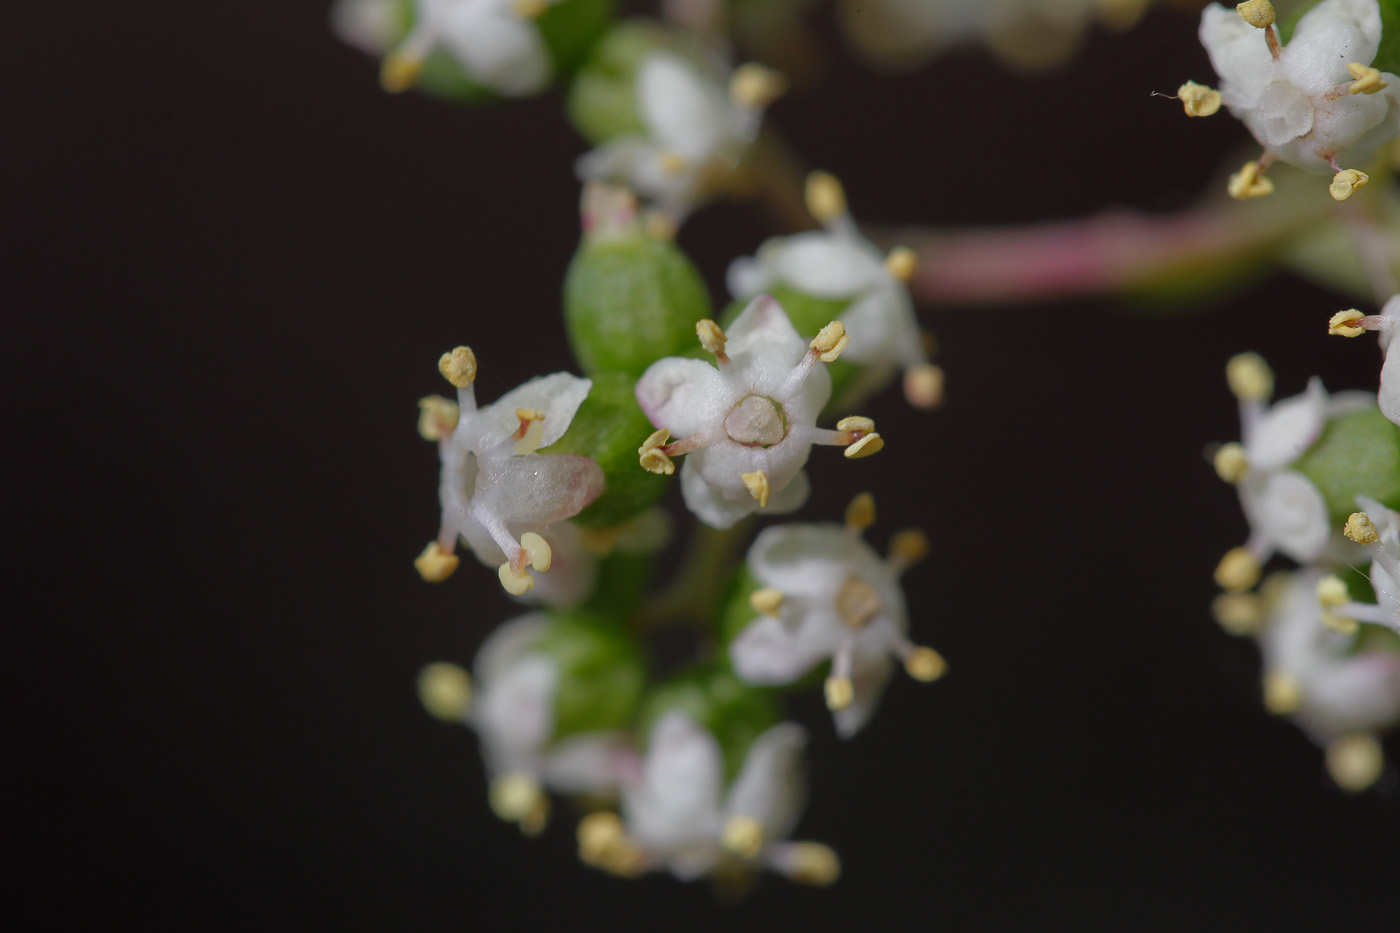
[6,0,1398,927]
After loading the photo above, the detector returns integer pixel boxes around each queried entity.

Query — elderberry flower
[634,297,885,529]
[415,346,604,598]
[727,171,943,410]
[1319,497,1400,632]
[729,494,945,737]
[1255,568,1400,791]
[577,711,840,885]
[574,50,784,224]
[1211,353,1375,591]
[1329,295,1399,426]
[418,613,644,834]
[1198,0,1400,193]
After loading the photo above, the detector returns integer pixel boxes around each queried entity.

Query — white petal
[1200,4,1276,109]
[1381,340,1400,427]
[1248,470,1331,563]
[330,0,401,54]
[473,452,605,527]
[729,613,837,685]
[637,53,732,161]
[634,357,729,437]
[540,732,630,793]
[726,294,804,351]
[624,712,724,856]
[765,233,887,298]
[726,256,766,299]
[724,723,807,840]
[1283,0,1381,97]
[485,373,592,448]
[747,524,864,594]
[472,613,548,684]
[1250,80,1314,146]
[438,3,552,96]
[678,453,758,529]
[474,654,559,773]
[1245,378,1327,469]
[833,654,896,739]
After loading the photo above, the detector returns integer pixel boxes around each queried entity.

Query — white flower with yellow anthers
[1212,353,1373,592]
[1198,0,1400,198]
[1318,498,1400,634]
[372,0,560,96]
[415,346,605,598]
[729,494,944,738]
[1330,295,1400,427]
[576,711,840,884]
[634,298,884,529]
[575,52,785,224]
[417,617,635,835]
[727,171,944,410]
[1255,569,1400,791]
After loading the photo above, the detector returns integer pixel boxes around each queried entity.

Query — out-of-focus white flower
[575,51,782,223]
[634,297,885,529]
[1211,354,1372,591]
[577,711,840,884]
[1329,295,1400,426]
[1321,497,1400,632]
[727,172,943,409]
[1199,0,1400,176]
[415,347,604,597]
[1255,569,1400,790]
[729,496,944,737]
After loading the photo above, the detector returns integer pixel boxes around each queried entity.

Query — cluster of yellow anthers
[1180,1,1386,202]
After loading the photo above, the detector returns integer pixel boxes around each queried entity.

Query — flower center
[835,577,881,630]
[723,394,788,447]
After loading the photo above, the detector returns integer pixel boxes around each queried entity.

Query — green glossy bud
[543,372,668,527]
[536,609,646,741]
[564,189,711,379]
[637,667,779,781]
[565,20,675,143]
[1294,407,1400,526]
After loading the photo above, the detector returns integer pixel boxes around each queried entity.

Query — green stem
[635,518,753,632]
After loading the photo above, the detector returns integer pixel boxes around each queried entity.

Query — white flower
[578,711,838,883]
[634,297,884,529]
[1330,295,1399,426]
[379,0,557,96]
[575,52,777,223]
[728,506,943,738]
[727,172,942,409]
[331,0,402,55]
[1200,0,1400,173]
[1326,497,1400,632]
[416,347,605,597]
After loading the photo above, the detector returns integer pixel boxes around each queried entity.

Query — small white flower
[1200,0,1400,174]
[575,51,777,223]
[379,0,558,96]
[727,172,941,409]
[417,348,605,597]
[728,506,943,738]
[634,297,884,529]
[1327,497,1400,632]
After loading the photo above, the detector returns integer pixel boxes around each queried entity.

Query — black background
[7,1,1399,928]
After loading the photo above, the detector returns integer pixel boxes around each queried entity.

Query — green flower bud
[565,20,675,143]
[1294,407,1400,526]
[536,609,646,741]
[637,667,780,781]
[543,372,668,526]
[564,188,711,379]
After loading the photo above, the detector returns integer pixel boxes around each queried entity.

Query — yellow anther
[514,409,547,455]
[1317,574,1350,608]
[824,676,854,711]
[1344,512,1380,545]
[810,321,850,362]
[513,0,547,18]
[489,772,543,822]
[845,491,877,530]
[578,812,624,865]
[696,319,728,357]
[639,428,675,475]
[1329,169,1369,201]
[1329,309,1367,338]
[414,541,460,583]
[498,561,536,595]
[417,662,473,722]
[1227,160,1275,200]
[520,794,550,837]
[1321,610,1359,636]
[1177,81,1222,117]
[729,63,788,109]
[721,816,765,859]
[889,529,931,567]
[903,363,945,409]
[741,469,771,507]
[844,433,884,459]
[805,171,847,224]
[438,346,478,388]
[786,843,841,886]
[1235,0,1275,28]
[836,416,875,434]
[884,246,917,283]
[1263,669,1302,715]
[750,587,785,616]
[1211,592,1263,636]
[659,151,688,175]
[417,395,460,441]
[1215,547,1262,592]
[1327,733,1384,793]
[1347,62,1387,95]
[1226,352,1273,402]
[380,52,424,94]
[520,532,552,572]
[1213,442,1249,484]
[904,646,947,682]
[836,577,882,630]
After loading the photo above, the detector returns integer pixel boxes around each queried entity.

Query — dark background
[7,1,1398,928]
